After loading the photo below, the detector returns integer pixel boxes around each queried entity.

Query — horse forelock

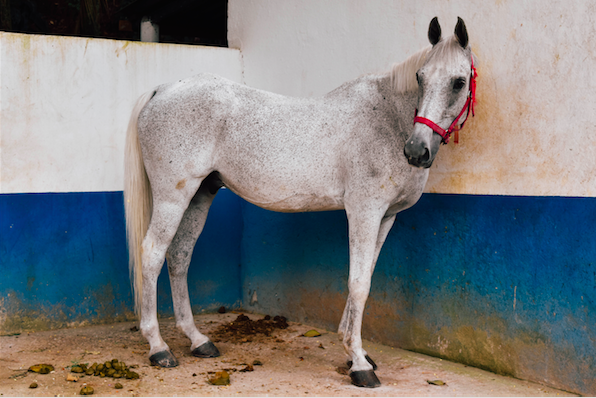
[390,36,473,94]
[427,35,472,66]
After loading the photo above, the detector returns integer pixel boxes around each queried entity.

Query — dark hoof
[192,341,221,358]
[149,350,178,367]
[347,355,378,371]
[350,370,381,388]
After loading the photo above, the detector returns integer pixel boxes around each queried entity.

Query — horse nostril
[404,143,430,167]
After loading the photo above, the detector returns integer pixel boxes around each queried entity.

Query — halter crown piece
[413,54,477,144]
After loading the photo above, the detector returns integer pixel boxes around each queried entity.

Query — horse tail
[124,90,156,318]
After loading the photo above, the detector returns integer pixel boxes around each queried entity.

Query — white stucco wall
[3,2,595,197]
[0,33,242,194]
[228,0,596,197]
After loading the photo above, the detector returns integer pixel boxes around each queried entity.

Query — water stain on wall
[0,288,135,335]
[266,285,595,396]
[425,51,596,197]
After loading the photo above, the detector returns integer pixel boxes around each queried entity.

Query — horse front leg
[339,207,393,388]
[338,212,396,373]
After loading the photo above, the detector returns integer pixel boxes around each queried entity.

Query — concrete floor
[0,313,579,397]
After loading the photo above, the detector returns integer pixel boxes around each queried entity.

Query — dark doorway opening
[0,0,228,47]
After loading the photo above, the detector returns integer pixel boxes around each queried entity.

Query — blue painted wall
[2,190,594,394]
[241,194,596,395]
[0,189,243,331]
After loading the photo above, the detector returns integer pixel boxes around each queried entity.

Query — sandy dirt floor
[0,313,578,397]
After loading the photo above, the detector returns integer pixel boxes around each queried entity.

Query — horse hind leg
[139,176,206,367]
[166,172,223,358]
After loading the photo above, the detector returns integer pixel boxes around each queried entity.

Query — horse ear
[454,17,469,48]
[428,17,442,45]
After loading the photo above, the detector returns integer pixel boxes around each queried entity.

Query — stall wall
[228,1,596,395]
[0,33,244,331]
[1,1,595,394]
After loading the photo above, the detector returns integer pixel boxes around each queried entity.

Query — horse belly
[220,172,345,213]
[216,142,345,213]
[249,193,343,213]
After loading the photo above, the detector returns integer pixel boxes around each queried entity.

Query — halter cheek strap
[413,55,477,144]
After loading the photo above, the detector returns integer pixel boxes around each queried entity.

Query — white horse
[124,17,476,388]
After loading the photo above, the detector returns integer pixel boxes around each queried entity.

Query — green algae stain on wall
[421,321,594,395]
[407,320,520,377]
[359,296,596,396]
[0,288,136,335]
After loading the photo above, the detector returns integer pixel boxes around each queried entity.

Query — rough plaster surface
[228,0,596,197]
[0,33,241,194]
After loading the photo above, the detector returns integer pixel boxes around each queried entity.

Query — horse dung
[208,370,230,385]
[28,364,54,374]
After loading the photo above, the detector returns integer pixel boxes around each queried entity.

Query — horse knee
[347,285,370,303]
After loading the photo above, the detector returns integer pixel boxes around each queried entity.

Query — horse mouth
[404,148,433,168]
[407,158,433,168]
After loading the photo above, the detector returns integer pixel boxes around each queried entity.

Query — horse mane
[390,45,432,93]
[390,36,470,93]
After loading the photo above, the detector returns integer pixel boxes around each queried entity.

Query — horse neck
[375,73,419,125]
[324,73,418,132]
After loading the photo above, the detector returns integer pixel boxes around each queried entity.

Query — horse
[124,16,476,388]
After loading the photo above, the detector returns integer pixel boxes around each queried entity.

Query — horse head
[404,17,476,168]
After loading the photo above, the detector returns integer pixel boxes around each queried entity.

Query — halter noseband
[413,55,477,145]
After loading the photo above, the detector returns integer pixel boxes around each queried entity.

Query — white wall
[228,0,596,197]
[0,33,242,194]
[3,2,595,197]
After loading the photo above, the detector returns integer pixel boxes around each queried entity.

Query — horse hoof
[192,341,221,358]
[149,350,178,367]
[347,355,378,371]
[350,370,381,388]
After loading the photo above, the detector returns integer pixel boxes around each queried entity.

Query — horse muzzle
[404,140,433,168]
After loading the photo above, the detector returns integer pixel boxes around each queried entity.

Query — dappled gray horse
[124,17,476,388]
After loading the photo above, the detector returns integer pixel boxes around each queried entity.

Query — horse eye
[453,78,466,91]
[416,73,421,85]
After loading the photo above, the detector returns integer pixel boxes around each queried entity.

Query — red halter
[413,55,477,144]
